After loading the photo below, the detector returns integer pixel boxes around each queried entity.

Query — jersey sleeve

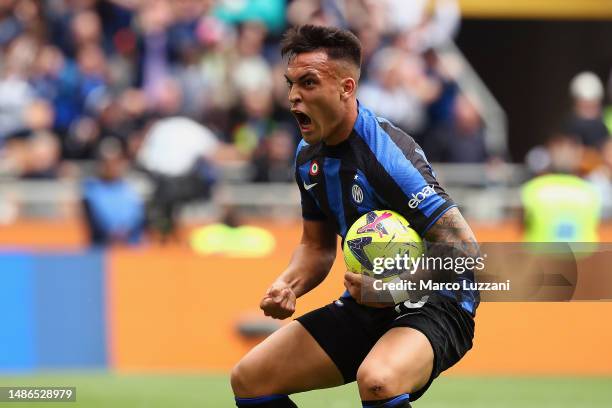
[370,140,456,236]
[389,143,456,235]
[294,139,327,222]
[295,166,327,221]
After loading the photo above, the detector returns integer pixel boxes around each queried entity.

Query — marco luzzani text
[371,254,512,292]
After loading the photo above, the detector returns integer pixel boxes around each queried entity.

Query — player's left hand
[344,272,391,308]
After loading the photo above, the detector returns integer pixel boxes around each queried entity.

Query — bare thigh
[231,320,344,398]
[356,327,434,401]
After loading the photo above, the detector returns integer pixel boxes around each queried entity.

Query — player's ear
[340,77,356,100]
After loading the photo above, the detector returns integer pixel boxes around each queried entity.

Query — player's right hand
[260,282,296,320]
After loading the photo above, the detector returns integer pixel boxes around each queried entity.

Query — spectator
[563,71,610,149]
[136,116,220,239]
[525,133,584,177]
[70,9,103,53]
[251,127,295,183]
[1,130,61,179]
[228,87,276,157]
[0,34,38,140]
[358,46,437,135]
[354,24,383,82]
[0,0,21,48]
[521,133,601,243]
[134,0,175,103]
[82,138,145,246]
[423,94,488,163]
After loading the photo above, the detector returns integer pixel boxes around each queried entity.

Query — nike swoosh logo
[304,182,318,191]
[394,312,420,321]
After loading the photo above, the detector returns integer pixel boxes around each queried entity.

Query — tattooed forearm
[424,207,479,258]
[369,208,481,306]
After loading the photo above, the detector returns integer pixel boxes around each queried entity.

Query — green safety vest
[521,174,602,242]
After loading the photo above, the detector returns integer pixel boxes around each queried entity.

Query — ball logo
[352,184,364,204]
[309,161,319,176]
[408,185,436,209]
[357,211,391,237]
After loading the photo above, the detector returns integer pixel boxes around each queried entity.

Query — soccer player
[231,25,479,408]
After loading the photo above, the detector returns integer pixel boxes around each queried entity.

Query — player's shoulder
[294,139,322,167]
[353,104,418,162]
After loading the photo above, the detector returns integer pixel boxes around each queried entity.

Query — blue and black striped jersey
[294,104,478,314]
[295,104,456,239]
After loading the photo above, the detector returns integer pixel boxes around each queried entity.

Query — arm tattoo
[424,207,479,259]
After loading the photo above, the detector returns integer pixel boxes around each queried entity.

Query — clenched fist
[260,281,297,319]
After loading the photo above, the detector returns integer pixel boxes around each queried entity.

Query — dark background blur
[457,19,612,161]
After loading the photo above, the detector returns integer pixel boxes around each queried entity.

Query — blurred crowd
[0,0,611,244]
[0,0,483,180]
[0,0,483,243]
[525,71,612,216]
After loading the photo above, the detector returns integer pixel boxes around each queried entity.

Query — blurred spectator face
[99,99,127,129]
[71,10,102,47]
[5,130,61,178]
[139,0,174,35]
[237,21,267,57]
[14,0,41,25]
[547,134,583,174]
[570,71,604,118]
[71,116,101,146]
[98,139,127,181]
[33,45,65,77]
[4,34,39,75]
[119,88,148,118]
[155,79,183,116]
[26,131,60,176]
[241,88,273,119]
[24,99,54,131]
[77,44,107,77]
[173,0,212,22]
[372,48,404,89]
[454,95,482,134]
[0,0,15,14]
[286,0,319,26]
[238,21,267,57]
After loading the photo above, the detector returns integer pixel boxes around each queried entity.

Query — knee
[231,358,274,398]
[356,365,399,400]
[230,361,252,397]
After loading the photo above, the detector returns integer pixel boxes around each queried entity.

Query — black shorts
[296,294,475,401]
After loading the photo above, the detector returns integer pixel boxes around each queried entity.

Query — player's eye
[304,79,315,87]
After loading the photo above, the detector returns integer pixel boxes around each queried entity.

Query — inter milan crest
[351,184,364,204]
[309,160,319,176]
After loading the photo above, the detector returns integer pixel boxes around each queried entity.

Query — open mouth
[292,110,312,129]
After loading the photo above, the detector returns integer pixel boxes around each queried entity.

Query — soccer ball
[343,210,424,280]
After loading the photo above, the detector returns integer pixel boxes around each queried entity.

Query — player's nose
[288,86,302,105]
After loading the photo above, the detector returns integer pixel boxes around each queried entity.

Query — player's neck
[323,101,358,146]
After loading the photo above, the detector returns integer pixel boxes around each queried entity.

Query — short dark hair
[280,25,361,68]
